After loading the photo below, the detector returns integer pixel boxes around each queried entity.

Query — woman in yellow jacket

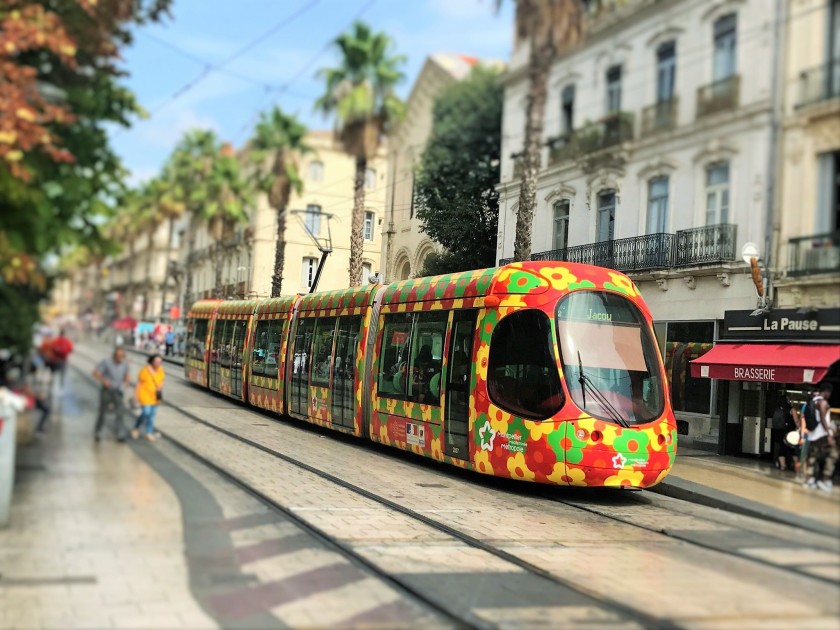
[132,354,164,441]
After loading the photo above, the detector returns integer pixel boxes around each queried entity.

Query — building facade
[185,131,387,302]
[497,0,782,449]
[382,53,484,282]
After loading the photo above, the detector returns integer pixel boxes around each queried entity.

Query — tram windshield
[556,291,664,426]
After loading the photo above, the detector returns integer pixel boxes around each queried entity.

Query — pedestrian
[164,329,175,357]
[49,329,74,386]
[771,394,796,470]
[132,354,164,441]
[802,382,837,491]
[92,347,131,442]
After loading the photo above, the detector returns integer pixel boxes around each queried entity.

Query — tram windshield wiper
[576,355,630,428]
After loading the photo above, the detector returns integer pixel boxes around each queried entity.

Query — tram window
[251,320,271,376]
[188,319,209,360]
[211,319,228,364]
[377,313,413,396]
[231,320,247,368]
[311,318,337,386]
[406,312,448,405]
[488,310,564,420]
[220,319,236,368]
[265,320,283,378]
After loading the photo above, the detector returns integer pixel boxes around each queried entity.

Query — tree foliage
[414,65,503,275]
[0,0,171,350]
[315,21,406,286]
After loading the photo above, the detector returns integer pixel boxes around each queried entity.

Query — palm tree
[315,21,406,286]
[146,175,186,315]
[248,107,311,297]
[112,192,146,316]
[137,183,163,318]
[163,130,252,303]
[498,0,584,261]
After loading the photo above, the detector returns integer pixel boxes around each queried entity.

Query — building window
[362,263,372,285]
[561,84,575,135]
[301,257,318,290]
[365,168,376,190]
[647,176,669,234]
[816,150,840,233]
[705,162,730,225]
[713,14,737,81]
[656,41,676,102]
[596,190,616,242]
[308,161,324,182]
[364,211,375,241]
[665,321,714,415]
[606,65,622,114]
[304,204,321,235]
[552,200,570,250]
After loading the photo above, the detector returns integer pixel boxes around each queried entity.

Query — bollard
[0,388,26,528]
[0,412,17,528]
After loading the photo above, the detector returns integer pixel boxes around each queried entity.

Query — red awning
[690,343,840,383]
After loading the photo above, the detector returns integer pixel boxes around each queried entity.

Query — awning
[690,343,840,383]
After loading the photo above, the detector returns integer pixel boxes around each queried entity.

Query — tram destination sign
[721,308,840,341]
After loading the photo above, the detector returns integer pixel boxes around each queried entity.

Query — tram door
[230,319,248,399]
[331,316,362,430]
[444,310,477,459]
[290,318,316,416]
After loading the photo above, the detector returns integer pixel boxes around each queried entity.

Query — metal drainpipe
[763,0,787,308]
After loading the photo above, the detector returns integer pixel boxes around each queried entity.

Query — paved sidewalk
[656,448,840,536]
[0,370,215,629]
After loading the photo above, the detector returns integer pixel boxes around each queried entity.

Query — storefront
[690,308,840,457]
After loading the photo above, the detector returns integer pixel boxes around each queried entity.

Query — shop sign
[697,363,817,383]
[721,308,840,341]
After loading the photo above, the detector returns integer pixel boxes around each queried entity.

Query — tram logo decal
[612,453,627,469]
[478,420,497,451]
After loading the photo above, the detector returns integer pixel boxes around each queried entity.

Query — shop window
[665,321,715,414]
[488,310,564,419]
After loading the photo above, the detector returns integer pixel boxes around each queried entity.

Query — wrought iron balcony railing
[787,232,840,276]
[696,75,740,118]
[548,112,635,165]
[641,98,678,135]
[673,223,737,267]
[797,60,840,108]
[500,224,738,270]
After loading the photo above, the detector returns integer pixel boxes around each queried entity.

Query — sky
[112,0,515,186]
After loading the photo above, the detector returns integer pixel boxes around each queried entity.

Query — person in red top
[49,329,74,385]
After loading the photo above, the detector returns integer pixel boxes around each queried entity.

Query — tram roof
[296,284,379,314]
[380,262,640,305]
[187,299,222,318]
[216,299,259,318]
[255,295,297,316]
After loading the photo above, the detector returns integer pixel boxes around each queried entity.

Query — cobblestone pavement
[11,345,838,629]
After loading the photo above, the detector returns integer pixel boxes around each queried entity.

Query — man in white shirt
[803,382,836,491]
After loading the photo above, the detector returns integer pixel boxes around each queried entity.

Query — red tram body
[185,263,678,488]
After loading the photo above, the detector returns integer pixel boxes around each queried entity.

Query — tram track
[77,347,840,614]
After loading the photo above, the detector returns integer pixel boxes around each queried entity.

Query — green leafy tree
[248,107,311,297]
[315,21,406,286]
[497,0,584,261]
[415,66,503,275]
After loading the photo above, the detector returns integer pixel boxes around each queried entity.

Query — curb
[651,476,838,537]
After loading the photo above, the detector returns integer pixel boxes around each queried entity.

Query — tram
[185,262,677,487]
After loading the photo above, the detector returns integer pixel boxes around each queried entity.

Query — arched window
[365,168,377,190]
[308,161,324,182]
[552,200,570,251]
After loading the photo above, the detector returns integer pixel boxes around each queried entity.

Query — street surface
[1,343,838,629]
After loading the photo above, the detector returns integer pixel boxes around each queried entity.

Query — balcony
[673,223,738,267]
[548,112,635,166]
[499,224,738,271]
[696,75,740,118]
[787,232,840,276]
[796,60,840,108]
[641,98,678,135]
